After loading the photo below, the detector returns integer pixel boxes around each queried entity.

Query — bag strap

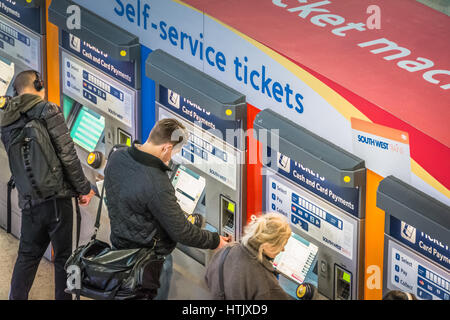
[218,245,232,300]
[6,176,15,234]
[90,144,146,241]
[91,181,105,240]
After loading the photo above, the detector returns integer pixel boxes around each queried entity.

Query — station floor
[0,227,210,300]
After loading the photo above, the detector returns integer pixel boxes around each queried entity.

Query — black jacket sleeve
[148,185,220,250]
[42,103,91,196]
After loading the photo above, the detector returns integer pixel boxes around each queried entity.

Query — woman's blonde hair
[241,213,291,262]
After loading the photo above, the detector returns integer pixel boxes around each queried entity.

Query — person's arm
[148,186,220,250]
[42,103,91,196]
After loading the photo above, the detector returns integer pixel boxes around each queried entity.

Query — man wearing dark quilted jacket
[104,118,230,299]
[0,70,95,300]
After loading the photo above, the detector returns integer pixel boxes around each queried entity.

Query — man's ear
[162,143,173,153]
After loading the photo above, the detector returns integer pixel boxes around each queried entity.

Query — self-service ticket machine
[253,109,366,300]
[146,50,247,293]
[48,0,140,244]
[0,0,47,249]
[377,175,449,300]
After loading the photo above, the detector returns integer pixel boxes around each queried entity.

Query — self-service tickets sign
[71,0,449,207]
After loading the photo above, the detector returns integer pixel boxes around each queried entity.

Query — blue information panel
[61,30,136,88]
[387,239,449,300]
[0,0,41,34]
[0,15,41,71]
[389,216,449,271]
[158,85,243,149]
[266,173,356,260]
[267,149,360,217]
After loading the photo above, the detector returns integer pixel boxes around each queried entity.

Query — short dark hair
[148,118,186,146]
[13,70,42,95]
[383,290,417,300]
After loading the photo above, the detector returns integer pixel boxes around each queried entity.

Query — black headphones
[13,71,44,97]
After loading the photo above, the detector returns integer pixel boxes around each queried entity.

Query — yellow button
[187,215,195,224]
[343,176,351,183]
[0,97,6,109]
[296,285,306,298]
[120,50,127,57]
[225,109,232,116]
[87,153,96,165]
[26,0,32,3]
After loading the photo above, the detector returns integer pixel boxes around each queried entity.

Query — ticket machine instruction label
[0,0,41,34]
[273,152,360,217]
[62,31,136,88]
[159,106,239,191]
[0,16,40,71]
[267,174,354,260]
[390,216,449,271]
[387,240,449,300]
[62,52,134,128]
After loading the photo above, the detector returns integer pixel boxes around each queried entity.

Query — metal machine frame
[48,0,141,245]
[253,109,367,300]
[377,175,449,300]
[146,49,247,270]
[0,0,48,257]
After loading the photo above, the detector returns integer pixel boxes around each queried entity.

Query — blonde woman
[205,213,294,300]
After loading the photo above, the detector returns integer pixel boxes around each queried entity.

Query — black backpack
[5,101,64,202]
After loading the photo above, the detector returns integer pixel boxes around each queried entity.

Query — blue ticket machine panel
[378,176,449,300]
[254,109,366,300]
[0,0,46,96]
[146,49,247,266]
[0,0,47,246]
[49,0,140,182]
[48,0,140,244]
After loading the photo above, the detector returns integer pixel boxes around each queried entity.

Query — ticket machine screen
[172,165,206,215]
[69,106,105,153]
[274,232,319,284]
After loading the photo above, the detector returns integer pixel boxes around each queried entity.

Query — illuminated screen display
[342,272,351,283]
[63,95,75,121]
[172,165,206,215]
[70,106,105,152]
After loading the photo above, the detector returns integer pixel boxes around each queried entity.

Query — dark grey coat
[205,242,294,300]
[104,142,220,256]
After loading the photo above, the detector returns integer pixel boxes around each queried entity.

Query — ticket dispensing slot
[146,49,247,269]
[220,196,236,238]
[0,0,48,256]
[377,176,449,300]
[253,109,366,300]
[48,0,141,244]
[335,265,352,300]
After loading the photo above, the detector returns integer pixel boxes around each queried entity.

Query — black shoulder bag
[64,150,165,300]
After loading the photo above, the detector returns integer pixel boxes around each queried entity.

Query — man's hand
[216,234,232,250]
[78,189,96,206]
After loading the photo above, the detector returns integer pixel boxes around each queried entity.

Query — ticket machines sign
[377,176,449,300]
[254,109,366,300]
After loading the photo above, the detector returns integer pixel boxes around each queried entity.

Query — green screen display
[342,272,351,283]
[63,95,75,121]
[70,106,105,152]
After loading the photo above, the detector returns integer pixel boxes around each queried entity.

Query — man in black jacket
[0,70,95,300]
[104,118,229,299]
